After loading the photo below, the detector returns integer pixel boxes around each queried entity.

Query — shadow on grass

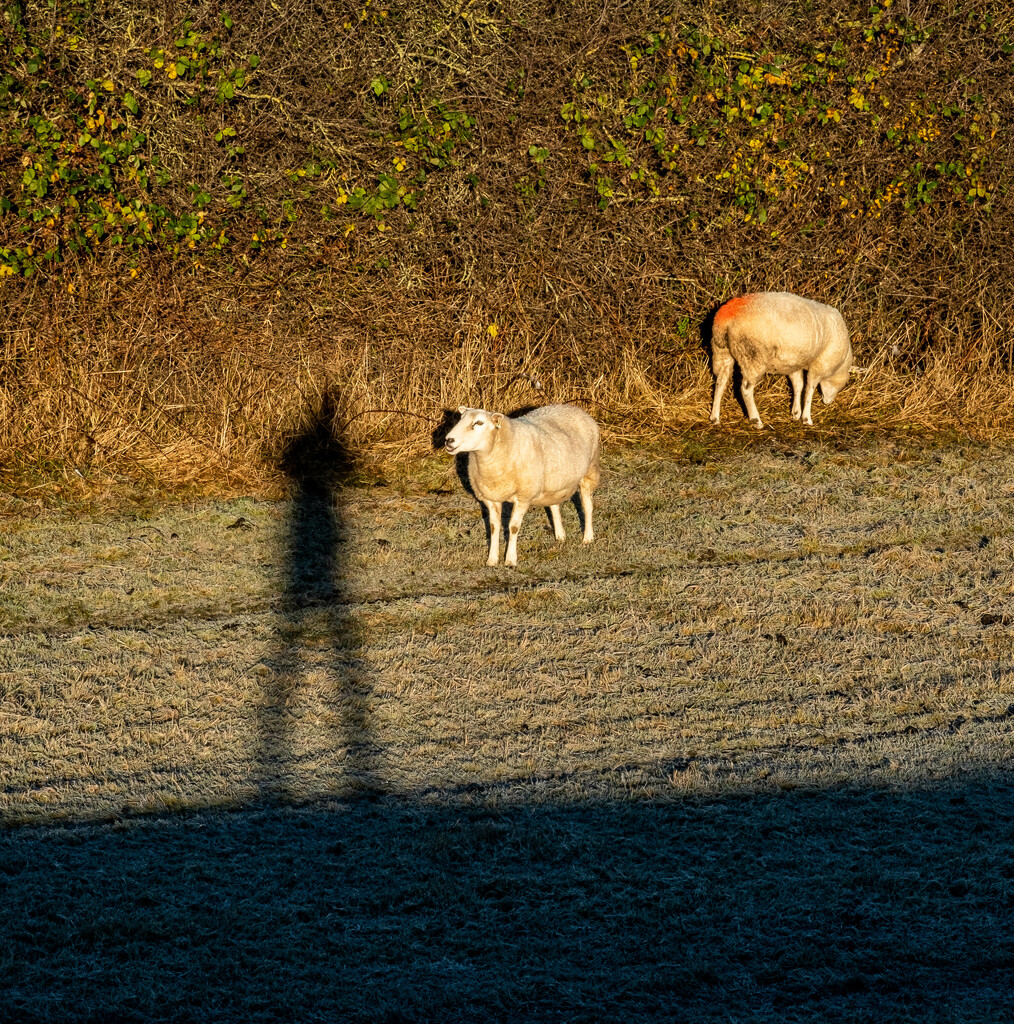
[263,390,377,800]
[1,782,1012,1023]
[432,407,472,497]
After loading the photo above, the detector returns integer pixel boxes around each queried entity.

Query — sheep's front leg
[710,346,735,425]
[484,500,502,566]
[549,504,566,542]
[741,377,764,429]
[504,500,530,567]
[801,377,819,426]
[789,370,804,421]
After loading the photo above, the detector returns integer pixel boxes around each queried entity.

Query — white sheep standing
[709,291,854,429]
[444,404,600,567]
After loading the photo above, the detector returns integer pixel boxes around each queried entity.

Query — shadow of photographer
[258,390,379,802]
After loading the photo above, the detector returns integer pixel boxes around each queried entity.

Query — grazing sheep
[709,291,854,429]
[444,404,600,567]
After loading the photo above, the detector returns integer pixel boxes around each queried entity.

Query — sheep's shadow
[431,408,472,498]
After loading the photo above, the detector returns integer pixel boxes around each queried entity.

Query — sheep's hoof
[802,416,813,426]
[791,410,802,421]
[750,418,764,430]
[709,414,720,425]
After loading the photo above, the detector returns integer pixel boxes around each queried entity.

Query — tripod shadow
[258,390,377,802]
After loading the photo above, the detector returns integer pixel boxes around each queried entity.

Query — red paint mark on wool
[714,294,756,325]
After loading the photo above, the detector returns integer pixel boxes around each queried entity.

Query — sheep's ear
[491,413,504,428]
[458,406,468,414]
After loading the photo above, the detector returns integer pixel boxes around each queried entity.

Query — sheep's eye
[473,420,483,427]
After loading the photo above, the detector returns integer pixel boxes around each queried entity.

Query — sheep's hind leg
[504,500,530,567]
[710,346,735,425]
[578,479,595,544]
[741,377,764,429]
[484,500,502,566]
[789,370,804,421]
[549,504,566,542]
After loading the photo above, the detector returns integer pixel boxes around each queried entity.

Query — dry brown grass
[3,1,1014,497]
[4,266,1014,505]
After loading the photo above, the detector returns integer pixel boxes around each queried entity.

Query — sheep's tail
[711,319,731,351]
[711,294,754,350]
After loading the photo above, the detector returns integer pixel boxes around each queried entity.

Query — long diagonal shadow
[258,391,378,802]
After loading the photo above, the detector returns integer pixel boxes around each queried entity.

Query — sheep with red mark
[444,404,600,567]
[709,291,854,429]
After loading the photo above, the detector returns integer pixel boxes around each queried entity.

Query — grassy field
[1,422,1013,1022]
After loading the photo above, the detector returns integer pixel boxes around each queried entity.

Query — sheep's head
[820,346,854,405]
[444,407,504,454]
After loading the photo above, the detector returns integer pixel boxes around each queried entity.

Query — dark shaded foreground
[2,781,1012,1024]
